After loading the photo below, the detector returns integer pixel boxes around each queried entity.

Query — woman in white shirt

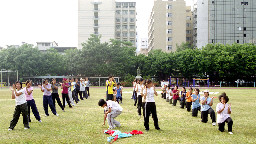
[216,92,233,134]
[8,81,30,131]
[136,79,144,117]
[143,79,160,131]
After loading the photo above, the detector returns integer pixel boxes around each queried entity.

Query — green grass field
[0,87,256,144]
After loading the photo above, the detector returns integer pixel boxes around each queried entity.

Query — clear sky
[0,0,194,48]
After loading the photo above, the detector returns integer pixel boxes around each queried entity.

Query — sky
[0,0,194,48]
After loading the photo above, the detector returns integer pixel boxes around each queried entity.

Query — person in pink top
[25,80,41,122]
[61,78,72,108]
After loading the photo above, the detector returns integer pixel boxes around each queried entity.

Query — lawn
[0,87,256,144]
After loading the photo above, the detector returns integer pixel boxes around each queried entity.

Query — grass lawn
[0,87,256,144]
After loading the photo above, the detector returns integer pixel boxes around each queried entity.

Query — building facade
[115,2,137,46]
[36,41,58,51]
[148,0,186,53]
[196,0,256,48]
[186,6,193,45]
[139,38,148,55]
[78,0,137,49]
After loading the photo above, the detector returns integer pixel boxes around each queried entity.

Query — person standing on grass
[185,87,193,112]
[85,77,90,97]
[200,90,216,126]
[216,92,233,134]
[106,76,115,101]
[131,79,136,99]
[192,88,200,117]
[169,88,174,104]
[71,78,78,104]
[98,99,123,130]
[180,87,186,109]
[8,81,30,131]
[134,79,139,106]
[115,83,122,104]
[68,78,75,106]
[136,79,144,117]
[79,78,87,99]
[161,84,167,99]
[39,79,58,117]
[143,79,160,131]
[61,78,72,108]
[25,80,42,122]
[172,85,180,106]
[75,78,82,101]
[51,79,64,112]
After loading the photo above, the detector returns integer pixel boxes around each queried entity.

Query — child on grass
[216,92,233,134]
[115,83,122,104]
[99,99,123,130]
[8,81,29,131]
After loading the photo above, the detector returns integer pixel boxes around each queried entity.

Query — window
[130,25,135,29]
[45,43,50,46]
[168,45,172,50]
[168,29,172,34]
[186,16,191,20]
[116,3,121,8]
[244,34,247,37]
[123,32,128,37]
[130,18,135,22]
[123,18,128,22]
[116,32,121,37]
[168,13,172,17]
[186,23,191,27]
[167,5,172,9]
[122,25,128,30]
[237,40,239,43]
[116,10,121,15]
[94,28,98,34]
[116,18,121,22]
[241,2,248,5]
[94,4,98,10]
[186,30,191,34]
[244,27,247,31]
[129,2,135,8]
[212,1,214,4]
[130,32,135,37]
[168,37,172,42]
[94,20,98,25]
[123,3,128,8]
[186,37,191,41]
[94,12,98,18]
[168,21,172,26]
[123,10,128,15]
[116,25,120,29]
[130,10,135,15]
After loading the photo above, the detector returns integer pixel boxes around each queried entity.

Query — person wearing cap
[61,78,72,108]
[200,89,216,126]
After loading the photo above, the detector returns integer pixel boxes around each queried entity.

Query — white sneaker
[39,120,42,123]
[8,128,13,131]
[55,113,59,116]
[45,114,49,117]
[229,132,233,135]
[72,104,75,106]
[24,127,29,130]
[212,122,216,126]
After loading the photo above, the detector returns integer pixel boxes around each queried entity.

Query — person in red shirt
[61,78,72,108]
[172,85,180,106]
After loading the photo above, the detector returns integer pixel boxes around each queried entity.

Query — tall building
[186,6,193,45]
[36,41,58,51]
[115,2,137,46]
[148,0,186,53]
[78,0,137,49]
[78,0,116,49]
[196,0,256,48]
[139,38,149,55]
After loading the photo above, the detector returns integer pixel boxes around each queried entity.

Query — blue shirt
[200,96,212,111]
[192,94,200,109]
[115,87,122,98]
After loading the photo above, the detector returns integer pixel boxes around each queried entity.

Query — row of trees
[0,35,255,86]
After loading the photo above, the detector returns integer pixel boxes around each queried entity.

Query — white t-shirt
[14,88,27,106]
[80,81,85,91]
[133,82,136,91]
[107,100,123,112]
[216,103,231,123]
[143,87,155,102]
[137,84,143,96]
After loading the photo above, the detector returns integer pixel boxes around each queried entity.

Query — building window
[94,28,98,35]
[94,4,98,10]
[237,40,239,43]
[186,16,191,20]
[244,27,247,31]
[116,18,121,22]
[116,32,121,37]
[122,3,128,8]
[129,2,135,8]
[212,1,215,4]
[186,30,191,34]
[130,32,135,37]
[186,23,191,27]
[116,3,121,8]
[168,45,172,50]
[168,29,172,34]
[130,25,135,29]
[168,13,172,17]
[130,18,135,22]
[123,10,128,15]
[168,37,172,42]
[123,32,128,37]
[168,21,172,26]
[116,25,120,29]
[94,12,98,18]
[122,25,128,30]
[244,34,247,37]
[123,18,128,22]
[130,10,135,15]
[186,37,191,41]
[167,5,172,9]
[116,10,121,14]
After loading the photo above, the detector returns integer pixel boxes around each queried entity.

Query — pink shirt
[25,87,34,101]
[62,83,69,94]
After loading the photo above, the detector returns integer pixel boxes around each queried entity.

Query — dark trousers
[192,106,201,117]
[107,94,113,101]
[116,97,122,103]
[43,95,57,115]
[27,99,41,121]
[180,98,185,108]
[163,93,166,99]
[144,102,160,130]
[86,87,90,96]
[78,91,84,100]
[201,108,216,123]
[186,102,192,112]
[169,97,173,104]
[80,91,88,99]
[218,117,233,132]
[134,92,137,106]
[75,90,81,101]
[62,93,72,108]
[173,98,180,106]
[72,90,78,103]
[9,103,29,129]
[142,102,145,117]
[137,95,142,116]
[52,93,64,110]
